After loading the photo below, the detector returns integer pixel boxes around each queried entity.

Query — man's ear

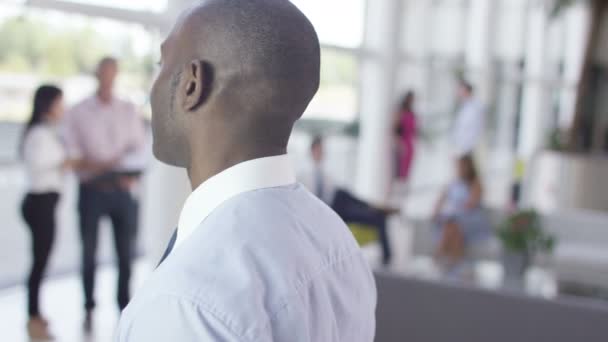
[179,59,208,112]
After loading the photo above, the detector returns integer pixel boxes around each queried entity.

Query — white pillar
[141,162,190,260]
[355,0,402,204]
[518,1,550,159]
[493,0,528,154]
[560,3,592,129]
[141,1,193,261]
[465,0,497,105]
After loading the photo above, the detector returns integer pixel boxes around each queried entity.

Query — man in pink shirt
[64,57,146,332]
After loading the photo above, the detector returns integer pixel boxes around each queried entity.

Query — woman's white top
[22,124,66,193]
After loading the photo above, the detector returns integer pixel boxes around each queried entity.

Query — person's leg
[22,193,58,319]
[438,221,465,263]
[78,186,103,313]
[332,189,384,216]
[333,190,392,264]
[109,190,138,311]
[375,217,391,265]
[401,140,414,180]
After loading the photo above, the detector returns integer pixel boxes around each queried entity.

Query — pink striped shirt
[64,95,146,180]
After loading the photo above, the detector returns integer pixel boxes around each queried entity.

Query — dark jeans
[331,189,392,264]
[78,184,138,311]
[21,192,60,318]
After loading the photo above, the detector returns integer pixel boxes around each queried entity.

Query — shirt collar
[92,94,117,109]
[176,154,296,247]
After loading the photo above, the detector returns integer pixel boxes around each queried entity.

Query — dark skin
[152,0,320,189]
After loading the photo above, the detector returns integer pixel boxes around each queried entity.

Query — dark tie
[315,169,324,200]
[157,229,177,267]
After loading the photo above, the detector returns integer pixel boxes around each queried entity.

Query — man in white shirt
[452,80,485,156]
[116,1,377,341]
[300,137,394,266]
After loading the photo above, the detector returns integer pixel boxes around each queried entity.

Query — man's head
[310,136,324,164]
[96,57,118,95]
[151,0,321,168]
[457,79,473,101]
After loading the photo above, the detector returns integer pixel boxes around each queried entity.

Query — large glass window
[289,0,365,122]
[0,3,159,123]
[290,0,365,49]
[61,0,168,12]
[305,49,358,122]
[0,0,363,127]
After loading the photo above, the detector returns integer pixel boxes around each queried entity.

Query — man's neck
[187,144,286,190]
[97,90,113,104]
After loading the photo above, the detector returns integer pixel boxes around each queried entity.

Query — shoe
[27,318,54,340]
[381,256,392,267]
[34,316,49,327]
[83,311,93,334]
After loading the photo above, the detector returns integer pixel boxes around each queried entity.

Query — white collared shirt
[117,155,377,342]
[298,162,338,206]
[452,97,485,156]
[175,155,296,248]
[22,124,66,193]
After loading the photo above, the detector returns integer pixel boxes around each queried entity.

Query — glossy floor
[0,262,153,342]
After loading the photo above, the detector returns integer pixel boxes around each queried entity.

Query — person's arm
[23,129,65,171]
[75,158,120,174]
[465,181,483,210]
[115,106,148,190]
[124,105,147,156]
[116,296,251,342]
[61,105,123,176]
[61,107,84,163]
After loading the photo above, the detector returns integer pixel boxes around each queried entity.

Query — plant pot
[502,251,530,289]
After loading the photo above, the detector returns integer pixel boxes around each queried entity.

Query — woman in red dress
[394,91,417,181]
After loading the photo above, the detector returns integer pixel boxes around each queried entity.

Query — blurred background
[1,0,608,341]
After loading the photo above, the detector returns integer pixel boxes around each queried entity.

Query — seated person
[300,136,395,265]
[432,154,490,266]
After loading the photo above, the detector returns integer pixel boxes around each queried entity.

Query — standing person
[394,91,417,181]
[64,57,146,332]
[116,1,376,341]
[20,85,70,340]
[452,79,485,157]
[301,136,394,265]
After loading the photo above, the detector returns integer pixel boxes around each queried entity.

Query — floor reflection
[0,261,152,342]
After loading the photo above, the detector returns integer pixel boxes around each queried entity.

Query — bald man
[116,1,376,341]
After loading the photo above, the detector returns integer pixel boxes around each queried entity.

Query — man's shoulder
[154,184,362,305]
[69,96,95,114]
[113,97,137,111]
[27,124,52,138]
[126,185,374,341]
[68,96,136,113]
[464,98,483,113]
[210,184,348,244]
[188,184,352,260]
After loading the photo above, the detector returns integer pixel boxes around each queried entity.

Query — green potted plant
[497,210,556,281]
[548,128,568,152]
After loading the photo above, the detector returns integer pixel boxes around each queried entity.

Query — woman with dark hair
[432,154,490,267]
[394,91,417,181]
[20,84,72,340]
